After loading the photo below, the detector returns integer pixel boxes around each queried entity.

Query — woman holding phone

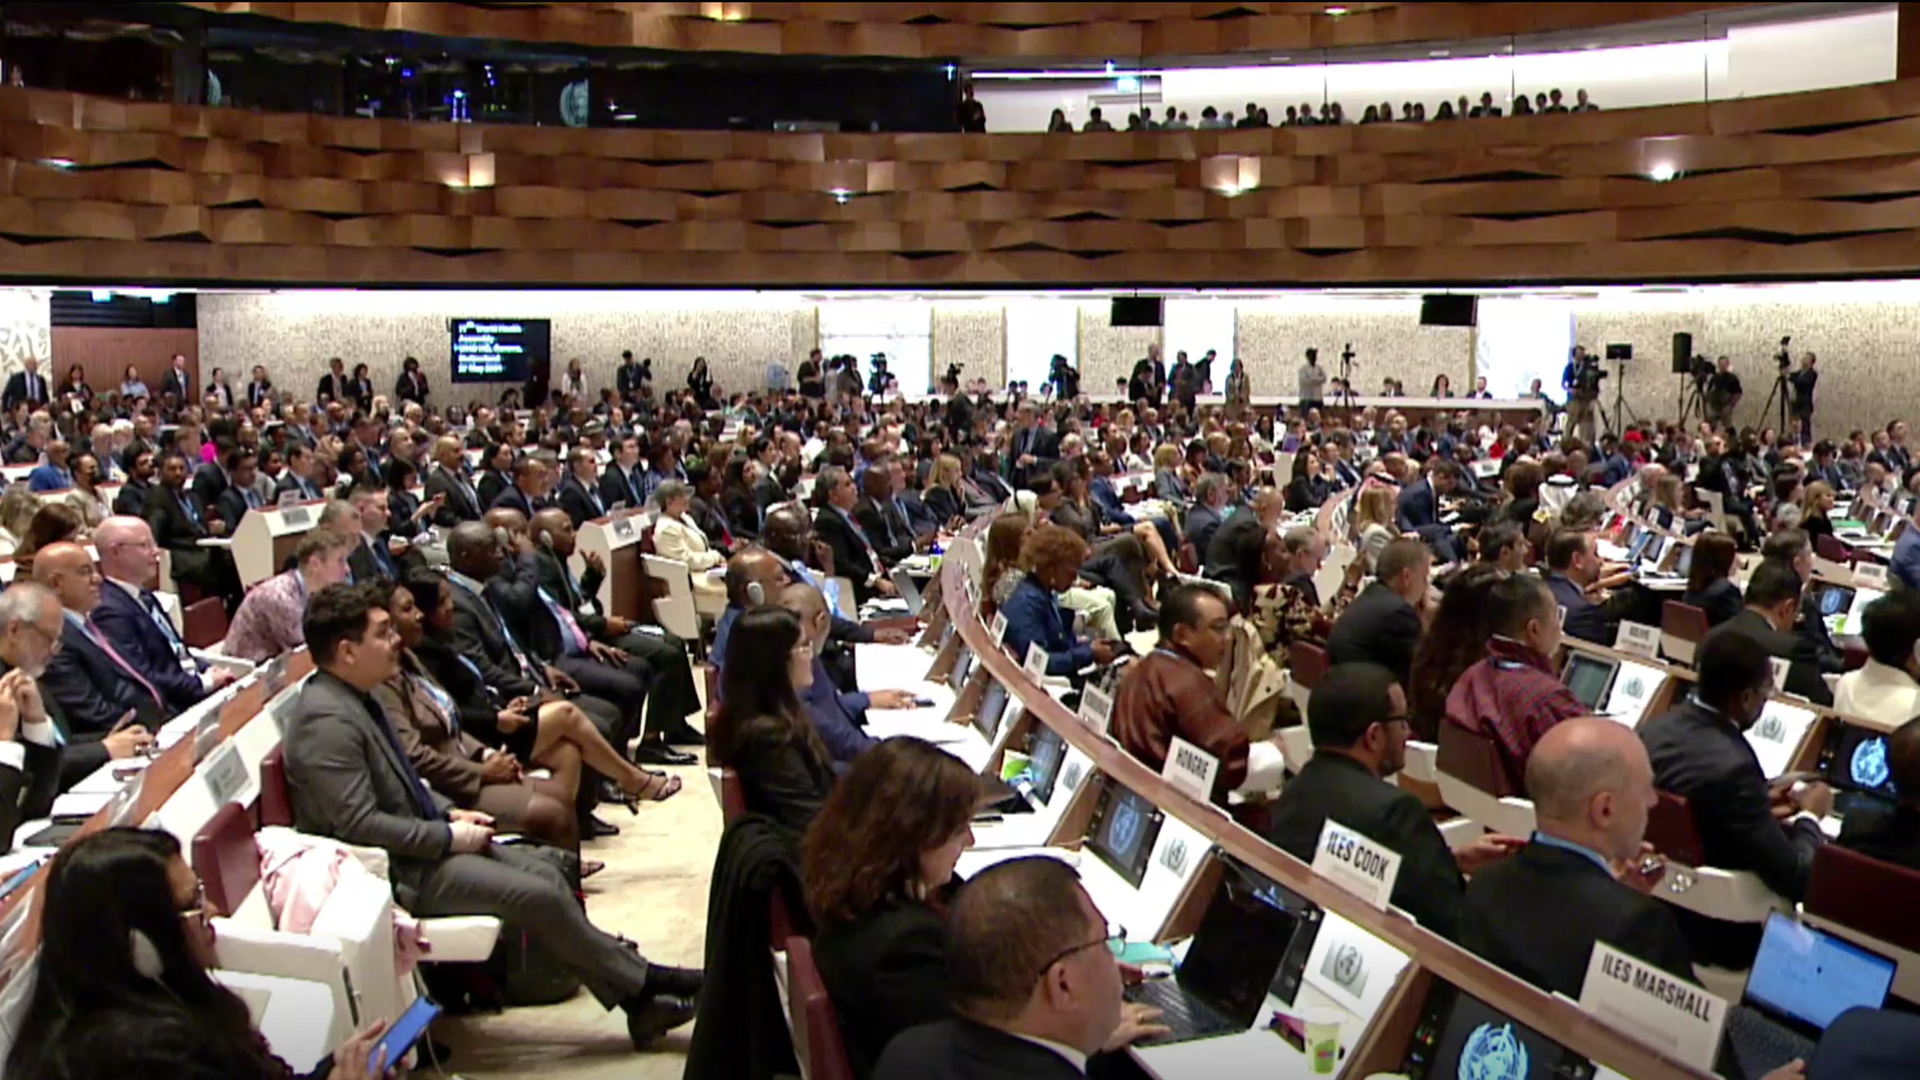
[6,826,395,1080]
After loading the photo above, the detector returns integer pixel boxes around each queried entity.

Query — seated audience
[1543,527,1614,645]
[1457,718,1693,996]
[777,580,919,764]
[1326,537,1430,686]
[37,542,171,738]
[805,738,984,1079]
[222,529,356,663]
[1443,573,1586,791]
[281,582,701,1050]
[652,479,728,603]
[3,826,393,1080]
[1201,489,1285,606]
[708,604,835,838]
[1182,472,1231,556]
[813,465,892,603]
[0,584,64,839]
[998,525,1120,680]
[871,856,1165,1080]
[1704,559,1833,705]
[1680,532,1743,627]
[1639,630,1829,968]
[1831,589,1920,726]
[1112,584,1284,812]
[1249,525,1363,657]
[1265,662,1520,938]
[1406,564,1504,741]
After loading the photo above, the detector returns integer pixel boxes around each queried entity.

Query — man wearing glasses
[1263,662,1524,940]
[874,856,1166,1080]
[0,580,150,798]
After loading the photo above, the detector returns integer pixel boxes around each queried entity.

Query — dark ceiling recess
[49,291,197,329]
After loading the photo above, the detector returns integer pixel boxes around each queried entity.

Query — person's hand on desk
[872,576,898,598]
[1103,1002,1171,1051]
[1454,834,1526,873]
[1091,640,1120,667]
[104,725,153,759]
[206,667,239,691]
[868,690,922,710]
[1785,779,1835,820]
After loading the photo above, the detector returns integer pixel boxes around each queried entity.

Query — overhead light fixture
[42,158,74,169]
[1429,50,1449,57]
[830,187,852,204]
[1648,162,1677,182]
[1104,60,1116,74]
[1325,5,1348,14]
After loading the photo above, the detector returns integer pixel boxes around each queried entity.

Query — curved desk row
[920,512,1717,1080]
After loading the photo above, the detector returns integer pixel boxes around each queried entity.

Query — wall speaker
[1419,294,1477,327]
[1672,331,1693,375]
[1109,297,1163,327]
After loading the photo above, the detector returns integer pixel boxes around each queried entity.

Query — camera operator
[1046,353,1080,401]
[1706,355,1743,428]
[1561,346,1603,443]
[1789,351,1818,442]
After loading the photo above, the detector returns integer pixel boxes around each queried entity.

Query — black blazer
[446,575,540,701]
[721,488,764,541]
[475,469,511,513]
[317,371,343,403]
[1682,578,1744,628]
[190,462,228,510]
[599,464,646,513]
[423,465,482,526]
[724,715,835,839]
[394,370,429,403]
[488,485,541,519]
[160,369,191,402]
[1266,753,1466,936]
[814,506,881,601]
[273,472,325,504]
[43,618,168,737]
[1808,1007,1920,1080]
[0,660,64,842]
[753,473,790,512]
[0,371,47,411]
[1396,478,1440,531]
[814,902,951,1080]
[1183,503,1225,556]
[923,485,964,527]
[1547,572,1612,646]
[853,497,913,565]
[214,482,262,532]
[875,1019,1091,1080]
[1705,609,1834,706]
[142,484,211,552]
[555,475,607,529]
[111,479,152,518]
[411,640,508,741]
[1458,840,1695,998]
[1325,581,1422,687]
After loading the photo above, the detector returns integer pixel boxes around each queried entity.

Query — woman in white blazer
[651,480,727,600]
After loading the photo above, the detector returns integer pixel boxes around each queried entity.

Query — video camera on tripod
[1775,335,1792,372]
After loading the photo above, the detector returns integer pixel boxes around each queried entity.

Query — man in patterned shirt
[223,530,357,663]
[1444,573,1587,795]
[1251,525,1364,659]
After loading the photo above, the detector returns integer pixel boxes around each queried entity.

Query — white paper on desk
[50,790,113,820]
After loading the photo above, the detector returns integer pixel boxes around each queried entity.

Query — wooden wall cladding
[175,2,1763,60]
[12,79,1920,287]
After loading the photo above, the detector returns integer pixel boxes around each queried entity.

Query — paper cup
[1304,1007,1343,1075]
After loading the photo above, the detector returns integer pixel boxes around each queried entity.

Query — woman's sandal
[619,770,683,812]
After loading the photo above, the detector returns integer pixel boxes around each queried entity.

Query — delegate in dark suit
[534,547,701,741]
[1395,477,1440,531]
[489,485,540,518]
[111,480,151,518]
[1546,572,1612,646]
[91,583,208,714]
[42,617,168,739]
[1683,578,1745,628]
[813,506,883,603]
[1182,502,1225,559]
[142,483,223,595]
[1705,609,1834,706]
[1456,841,1695,997]
[1807,1007,1920,1080]
[556,475,608,530]
[0,658,66,842]
[424,465,483,526]
[214,481,263,533]
[500,548,649,749]
[1639,698,1824,966]
[281,671,656,1009]
[0,370,48,412]
[1325,582,1422,687]
[1266,753,1466,936]
[853,497,913,567]
[0,656,101,794]
[273,472,325,504]
[875,1019,1086,1080]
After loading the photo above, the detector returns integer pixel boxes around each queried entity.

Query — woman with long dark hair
[1405,564,1507,740]
[7,827,391,1080]
[1682,532,1743,628]
[348,363,374,412]
[709,605,832,836]
[805,739,984,1079]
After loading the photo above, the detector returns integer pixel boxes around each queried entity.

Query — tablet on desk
[1087,782,1164,891]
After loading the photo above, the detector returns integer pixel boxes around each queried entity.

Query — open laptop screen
[975,681,1008,742]
[1173,865,1304,1030]
[1744,913,1896,1035]
[1024,725,1066,807]
[1562,653,1619,712]
[1822,724,1901,801]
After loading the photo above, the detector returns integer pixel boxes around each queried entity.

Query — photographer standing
[1561,346,1602,444]
[1297,347,1327,410]
[1706,355,1743,428]
[1789,352,1819,442]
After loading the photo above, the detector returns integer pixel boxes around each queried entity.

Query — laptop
[1726,913,1898,1078]
[1126,862,1322,1046]
[1087,782,1164,890]
[890,568,925,617]
[1821,722,1901,817]
[1400,982,1596,1080]
[1673,543,1695,579]
[1812,582,1857,621]
[1561,652,1620,713]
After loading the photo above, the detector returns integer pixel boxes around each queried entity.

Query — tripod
[1677,375,1707,427]
[1756,366,1791,435]
[1604,361,1639,437]
[1335,351,1358,412]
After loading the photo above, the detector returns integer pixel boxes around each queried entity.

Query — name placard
[1614,621,1661,660]
[202,743,248,806]
[192,710,222,764]
[1769,656,1791,693]
[1160,736,1219,803]
[1078,686,1114,735]
[1311,820,1402,910]
[990,611,1009,648]
[1854,561,1889,590]
[1578,941,1726,1071]
[1024,641,1049,679]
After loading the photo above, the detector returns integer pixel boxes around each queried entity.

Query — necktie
[369,539,395,579]
[178,491,201,529]
[539,587,590,656]
[466,586,544,688]
[245,488,262,510]
[140,590,200,673]
[83,617,163,711]
[364,694,441,819]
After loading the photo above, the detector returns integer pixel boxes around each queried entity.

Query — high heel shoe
[619,770,682,813]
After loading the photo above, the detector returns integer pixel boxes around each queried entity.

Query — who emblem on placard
[1460,1022,1530,1080]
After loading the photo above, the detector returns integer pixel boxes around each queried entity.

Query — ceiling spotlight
[42,158,74,169]
[1325,6,1349,15]
[1648,162,1677,182]
[830,187,852,204]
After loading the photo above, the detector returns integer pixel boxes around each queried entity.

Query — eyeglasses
[178,877,211,925]
[1033,923,1125,983]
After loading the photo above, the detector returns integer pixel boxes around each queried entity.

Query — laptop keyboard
[1125,978,1242,1046]
[1727,1006,1816,1078]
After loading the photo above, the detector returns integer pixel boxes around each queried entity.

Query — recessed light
[1429,50,1449,58]
[42,158,74,169]
[1648,163,1677,182]
[1325,6,1349,14]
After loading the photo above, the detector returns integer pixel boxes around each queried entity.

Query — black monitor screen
[976,681,1008,742]
[1089,783,1163,889]
[450,317,549,383]
[1626,528,1654,564]
[1814,583,1858,618]
[1175,866,1302,1029]
[1824,724,1900,800]
[1674,544,1695,578]
[1402,984,1593,1080]
[1026,725,1066,807]
[1561,653,1617,712]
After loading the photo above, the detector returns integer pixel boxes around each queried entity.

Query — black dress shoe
[646,964,704,999]
[659,723,706,747]
[634,742,697,767]
[584,814,621,838]
[626,993,697,1049]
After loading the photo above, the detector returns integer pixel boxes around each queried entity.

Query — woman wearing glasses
[708,605,833,838]
[7,827,393,1080]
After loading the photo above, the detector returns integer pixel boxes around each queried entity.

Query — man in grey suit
[282,582,701,1048]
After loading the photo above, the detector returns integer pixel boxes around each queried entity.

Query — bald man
[92,515,238,712]
[34,542,172,738]
[713,547,789,670]
[1455,717,1694,997]
[425,434,484,526]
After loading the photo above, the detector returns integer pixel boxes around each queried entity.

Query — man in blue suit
[24,440,71,492]
[34,543,172,737]
[777,581,925,765]
[1397,458,1464,562]
[1544,528,1613,646]
[90,516,236,714]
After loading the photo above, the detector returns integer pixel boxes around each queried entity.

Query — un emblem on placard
[1622,675,1645,700]
[1321,941,1368,996]
[1460,1022,1530,1080]
[1061,761,1085,792]
[1160,838,1189,875]
[1755,714,1785,743]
